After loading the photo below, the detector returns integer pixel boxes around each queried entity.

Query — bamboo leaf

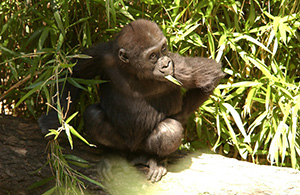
[223,103,250,143]
[38,27,50,50]
[15,85,40,108]
[27,176,55,190]
[243,86,258,117]
[247,56,275,80]
[65,123,73,150]
[54,12,65,35]
[279,22,290,44]
[290,95,300,168]
[233,34,272,54]
[213,113,221,152]
[207,29,215,59]
[76,171,105,188]
[67,77,89,91]
[42,186,58,195]
[45,129,61,140]
[218,81,262,89]
[248,111,268,136]
[66,54,92,59]
[65,112,78,124]
[67,17,92,29]
[165,75,182,86]
[69,125,96,148]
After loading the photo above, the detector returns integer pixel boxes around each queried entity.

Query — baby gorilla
[39,19,224,182]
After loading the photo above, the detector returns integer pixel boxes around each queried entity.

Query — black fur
[39,19,224,182]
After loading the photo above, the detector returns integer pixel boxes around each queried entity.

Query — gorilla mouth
[164,75,182,86]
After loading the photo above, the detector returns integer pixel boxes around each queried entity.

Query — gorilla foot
[130,156,167,182]
[147,158,167,183]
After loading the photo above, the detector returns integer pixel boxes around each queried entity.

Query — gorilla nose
[168,60,173,68]
[159,60,173,75]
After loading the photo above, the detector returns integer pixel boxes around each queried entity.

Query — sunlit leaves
[192,1,300,168]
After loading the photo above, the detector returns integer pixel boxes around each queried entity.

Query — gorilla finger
[147,167,156,181]
[162,166,167,176]
[150,170,159,183]
[154,167,167,182]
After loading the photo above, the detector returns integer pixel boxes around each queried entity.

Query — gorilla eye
[149,53,158,62]
[161,44,167,53]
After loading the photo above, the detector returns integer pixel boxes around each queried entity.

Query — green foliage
[188,1,300,169]
[1,0,300,192]
[43,140,104,194]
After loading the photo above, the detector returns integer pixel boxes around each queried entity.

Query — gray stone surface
[102,152,300,195]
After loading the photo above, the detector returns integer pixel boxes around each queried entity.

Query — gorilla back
[39,19,224,182]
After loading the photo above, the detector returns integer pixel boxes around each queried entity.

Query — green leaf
[188,33,206,48]
[279,22,289,44]
[65,154,90,168]
[223,103,250,143]
[218,81,262,89]
[45,129,61,140]
[67,77,88,91]
[67,17,92,29]
[224,143,230,154]
[64,154,89,164]
[76,171,105,188]
[182,23,200,40]
[60,63,76,68]
[27,176,55,190]
[207,29,215,59]
[65,123,73,150]
[56,33,64,52]
[38,27,50,50]
[66,54,92,59]
[212,113,221,152]
[70,77,107,85]
[68,125,96,148]
[233,34,272,54]
[65,112,78,124]
[54,12,65,35]
[26,78,65,89]
[248,111,268,136]
[273,16,280,34]
[42,186,57,195]
[291,96,300,166]
[247,56,275,80]
[15,85,40,108]
[165,75,182,86]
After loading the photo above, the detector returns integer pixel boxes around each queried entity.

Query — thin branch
[0,71,40,101]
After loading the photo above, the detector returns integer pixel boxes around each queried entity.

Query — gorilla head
[117,20,174,81]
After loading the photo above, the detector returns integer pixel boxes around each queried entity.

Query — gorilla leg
[84,105,184,156]
[84,106,184,182]
[142,118,184,157]
[83,104,127,149]
[134,118,183,182]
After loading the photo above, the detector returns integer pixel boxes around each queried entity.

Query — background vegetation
[1,0,299,193]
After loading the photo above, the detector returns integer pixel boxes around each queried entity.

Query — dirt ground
[0,115,52,194]
[0,115,105,194]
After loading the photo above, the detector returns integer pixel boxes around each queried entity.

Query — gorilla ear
[118,48,129,63]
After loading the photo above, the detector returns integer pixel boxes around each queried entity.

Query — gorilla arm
[170,53,225,123]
